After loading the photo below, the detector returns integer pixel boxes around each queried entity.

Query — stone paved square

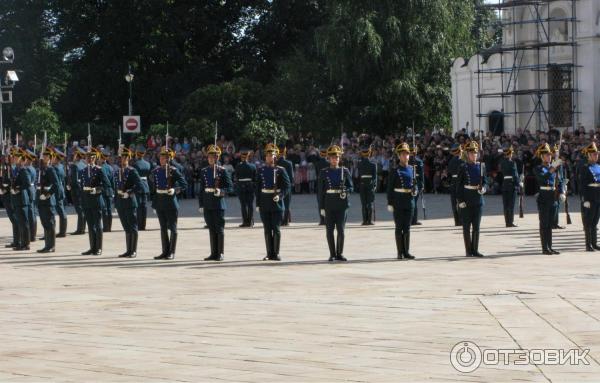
[1,194,599,382]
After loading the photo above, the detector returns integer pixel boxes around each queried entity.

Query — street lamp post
[0,47,16,145]
[125,64,134,116]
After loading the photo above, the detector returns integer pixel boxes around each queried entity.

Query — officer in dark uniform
[133,149,151,230]
[277,146,294,226]
[358,146,377,225]
[500,145,521,227]
[36,147,59,253]
[318,145,353,261]
[551,144,566,229]
[578,143,600,251]
[151,147,187,260]
[51,147,68,237]
[314,148,329,225]
[11,149,32,251]
[448,144,463,226]
[199,145,233,261]
[256,143,291,261]
[115,147,143,258]
[235,149,256,227]
[409,145,424,225]
[456,141,487,257]
[25,151,37,242]
[1,148,18,248]
[100,149,115,232]
[68,147,87,235]
[534,143,564,255]
[80,147,111,256]
[387,143,417,259]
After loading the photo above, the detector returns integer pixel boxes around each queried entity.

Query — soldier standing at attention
[199,145,233,261]
[314,148,329,225]
[500,145,521,227]
[235,149,256,227]
[456,141,487,257]
[133,149,151,230]
[318,145,353,262]
[448,144,463,226]
[534,143,565,255]
[256,143,290,261]
[409,145,424,226]
[80,147,111,256]
[51,147,68,237]
[24,151,37,242]
[36,147,59,253]
[277,145,294,226]
[68,147,87,235]
[358,146,376,225]
[99,149,115,232]
[1,148,18,248]
[11,149,32,251]
[115,147,143,258]
[151,147,187,260]
[579,142,600,252]
[386,143,416,260]
[551,144,566,230]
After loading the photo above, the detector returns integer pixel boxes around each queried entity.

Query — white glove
[478,186,487,195]
[89,188,97,195]
[559,193,566,203]
[214,188,221,196]
[458,202,467,209]
[551,159,562,168]
[320,209,325,217]
[66,185,71,191]
[256,206,260,213]
[519,182,524,189]
[0,189,5,195]
[39,194,47,201]
[198,207,203,213]
[387,205,394,212]
[10,189,16,195]
[153,209,157,215]
[583,201,591,208]
[167,188,175,196]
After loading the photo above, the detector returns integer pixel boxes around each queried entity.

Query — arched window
[549,8,568,42]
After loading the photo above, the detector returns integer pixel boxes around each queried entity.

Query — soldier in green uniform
[51,147,68,237]
[314,148,329,225]
[534,143,565,255]
[448,144,463,226]
[318,145,353,261]
[11,148,32,251]
[387,143,417,259]
[133,149,151,230]
[409,146,424,226]
[80,147,111,256]
[0,148,18,248]
[579,142,600,251]
[115,147,143,258]
[358,146,376,225]
[256,143,291,261]
[68,147,87,235]
[277,146,294,226]
[36,147,60,253]
[500,145,521,227]
[456,141,487,257]
[199,145,233,261]
[235,149,256,227]
[100,149,115,232]
[151,147,187,260]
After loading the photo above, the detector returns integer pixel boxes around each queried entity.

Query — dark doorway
[489,111,504,136]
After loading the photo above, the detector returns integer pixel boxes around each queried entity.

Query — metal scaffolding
[476,0,579,134]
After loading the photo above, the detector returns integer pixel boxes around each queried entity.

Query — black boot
[82,230,94,255]
[327,233,336,261]
[540,228,551,254]
[248,207,254,227]
[547,227,559,254]
[395,232,404,260]
[30,220,37,242]
[463,229,472,257]
[57,217,67,237]
[263,231,273,261]
[584,226,594,252]
[129,231,138,258]
[154,230,170,259]
[215,232,224,261]
[335,233,347,261]
[93,229,103,255]
[119,233,131,257]
[403,233,415,259]
[319,215,325,226]
[165,232,177,260]
[361,206,368,225]
[37,229,55,253]
[239,207,248,227]
[592,228,600,250]
[205,231,216,260]
[471,231,483,257]
[271,231,281,261]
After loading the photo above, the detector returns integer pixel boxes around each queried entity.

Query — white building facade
[451,0,600,135]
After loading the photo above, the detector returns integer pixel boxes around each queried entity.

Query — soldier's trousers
[325,209,347,257]
[27,201,36,240]
[502,189,517,225]
[117,206,138,233]
[15,205,30,248]
[3,194,17,244]
[238,192,254,224]
[411,194,420,224]
[283,194,292,223]
[554,199,561,226]
[136,193,148,230]
[450,187,460,226]
[56,199,67,234]
[393,207,413,235]
[359,186,374,223]
[461,205,482,255]
[39,205,56,250]
[102,195,113,231]
[74,199,86,232]
[582,201,600,247]
[260,210,283,257]
[84,208,103,251]
[537,200,557,251]
[205,208,225,234]
[156,208,178,254]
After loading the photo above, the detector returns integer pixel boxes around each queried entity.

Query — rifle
[479,129,484,193]
[165,121,170,188]
[519,162,524,218]
[38,131,47,186]
[340,123,347,200]
[565,190,572,224]
[214,121,221,197]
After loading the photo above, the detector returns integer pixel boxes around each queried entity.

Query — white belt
[539,186,553,191]
[238,178,252,182]
[588,183,600,187]
[117,190,128,196]
[83,187,94,191]
[326,189,342,194]
[361,175,372,178]
[156,189,169,194]
[204,188,216,193]
[140,177,147,181]
[394,188,412,193]
[504,176,514,180]
[10,189,20,194]
[464,185,479,190]
[451,175,458,178]
[261,189,280,194]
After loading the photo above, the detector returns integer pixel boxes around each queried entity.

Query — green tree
[18,98,60,142]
